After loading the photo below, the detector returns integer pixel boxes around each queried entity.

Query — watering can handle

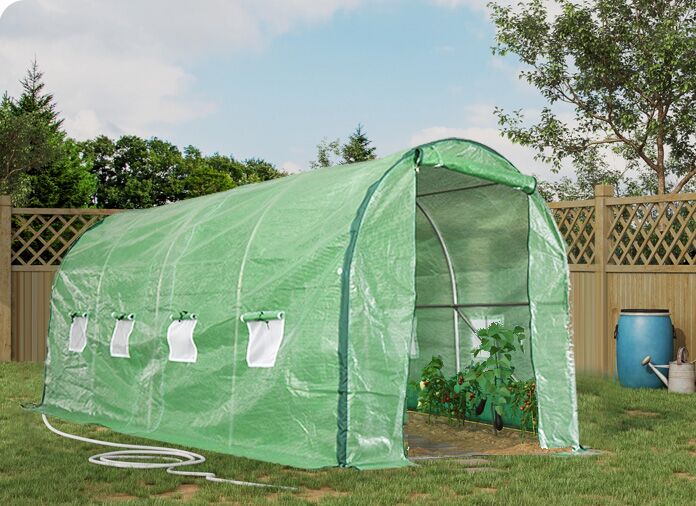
[613,324,618,340]
[672,325,677,340]
[676,346,689,364]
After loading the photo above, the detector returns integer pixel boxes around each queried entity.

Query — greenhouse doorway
[404,165,545,458]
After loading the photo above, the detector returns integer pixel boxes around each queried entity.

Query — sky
[0,0,570,178]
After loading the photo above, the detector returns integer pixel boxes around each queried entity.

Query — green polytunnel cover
[34,138,579,470]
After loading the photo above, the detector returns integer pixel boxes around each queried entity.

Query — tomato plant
[509,378,538,433]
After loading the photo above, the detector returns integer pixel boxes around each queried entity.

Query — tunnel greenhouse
[35,138,580,470]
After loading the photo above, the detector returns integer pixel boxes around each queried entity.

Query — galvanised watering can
[642,347,696,394]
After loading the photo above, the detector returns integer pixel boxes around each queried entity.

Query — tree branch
[672,166,696,194]
[585,136,622,147]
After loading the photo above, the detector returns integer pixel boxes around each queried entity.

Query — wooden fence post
[0,196,11,361]
[593,184,614,375]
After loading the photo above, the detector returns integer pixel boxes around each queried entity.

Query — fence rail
[2,188,696,374]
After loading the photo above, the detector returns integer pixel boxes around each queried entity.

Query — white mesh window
[110,314,135,358]
[242,311,285,368]
[68,313,89,353]
[167,316,198,363]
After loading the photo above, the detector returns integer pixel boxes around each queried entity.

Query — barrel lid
[620,308,670,316]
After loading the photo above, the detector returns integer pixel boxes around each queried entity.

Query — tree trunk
[656,165,666,194]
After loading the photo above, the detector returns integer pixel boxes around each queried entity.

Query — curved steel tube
[416,200,461,372]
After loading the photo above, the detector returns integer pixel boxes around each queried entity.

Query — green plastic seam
[336,151,416,467]
[239,310,284,322]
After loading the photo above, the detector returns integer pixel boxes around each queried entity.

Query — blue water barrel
[616,309,674,388]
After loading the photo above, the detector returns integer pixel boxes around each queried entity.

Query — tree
[491,0,696,195]
[310,138,341,169]
[1,60,95,207]
[179,146,235,199]
[310,125,377,168]
[341,124,377,164]
[27,139,97,208]
[11,59,63,133]
[1,61,287,208]
[84,135,183,208]
[0,96,60,203]
[83,136,285,208]
[242,158,285,183]
[192,153,285,186]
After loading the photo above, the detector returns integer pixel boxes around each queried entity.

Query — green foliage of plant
[510,378,538,433]
[417,356,477,424]
[466,323,525,416]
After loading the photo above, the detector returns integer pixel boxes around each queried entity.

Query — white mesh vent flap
[245,318,285,368]
[68,316,88,353]
[167,319,198,363]
[110,318,135,358]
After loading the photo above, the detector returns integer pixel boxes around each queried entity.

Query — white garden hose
[42,415,296,490]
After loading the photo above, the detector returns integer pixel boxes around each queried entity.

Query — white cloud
[430,0,563,18]
[0,0,360,139]
[0,1,18,18]
[280,160,304,174]
[430,0,489,13]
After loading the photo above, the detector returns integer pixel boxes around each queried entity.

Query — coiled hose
[42,415,296,490]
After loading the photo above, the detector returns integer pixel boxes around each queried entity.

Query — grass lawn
[1,363,695,505]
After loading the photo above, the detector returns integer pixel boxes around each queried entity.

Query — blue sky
[0,0,562,178]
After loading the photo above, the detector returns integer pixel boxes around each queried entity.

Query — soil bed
[405,411,566,457]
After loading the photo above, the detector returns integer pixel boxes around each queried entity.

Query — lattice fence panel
[551,206,596,264]
[608,199,696,266]
[11,213,107,266]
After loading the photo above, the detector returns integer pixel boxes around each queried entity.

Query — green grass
[1,363,695,505]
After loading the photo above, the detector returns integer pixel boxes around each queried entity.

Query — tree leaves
[491,0,696,196]
[310,124,377,168]
[1,61,287,208]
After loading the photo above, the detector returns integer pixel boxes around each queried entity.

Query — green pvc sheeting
[33,138,579,470]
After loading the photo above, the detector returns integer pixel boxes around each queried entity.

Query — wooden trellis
[607,196,696,266]
[550,205,596,264]
[11,209,118,268]
[550,192,696,269]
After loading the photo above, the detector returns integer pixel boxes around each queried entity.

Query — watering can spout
[641,355,670,388]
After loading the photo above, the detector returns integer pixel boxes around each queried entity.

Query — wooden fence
[549,185,696,375]
[0,197,120,361]
[1,187,695,375]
